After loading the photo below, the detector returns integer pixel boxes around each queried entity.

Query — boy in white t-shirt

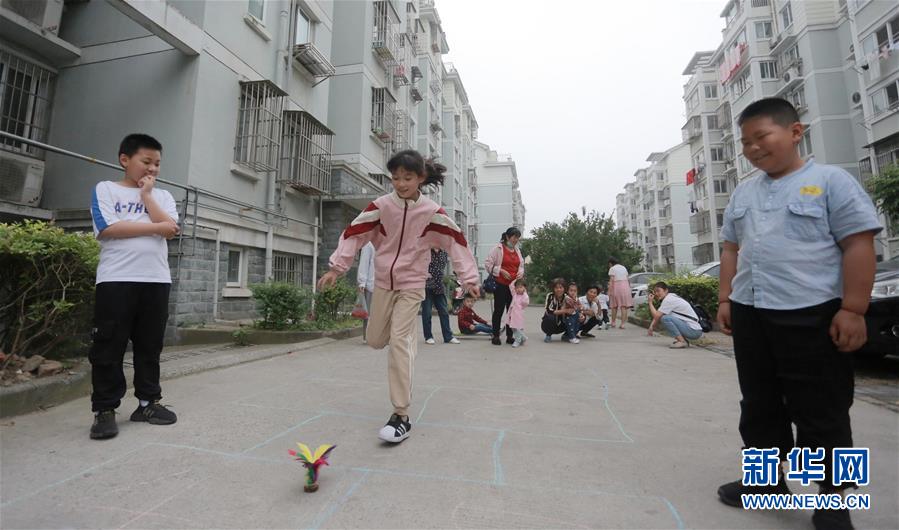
[646,281,703,349]
[88,134,180,440]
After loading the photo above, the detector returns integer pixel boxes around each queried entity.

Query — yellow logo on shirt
[800,185,823,196]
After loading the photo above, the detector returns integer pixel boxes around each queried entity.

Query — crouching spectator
[458,294,494,335]
[647,281,703,348]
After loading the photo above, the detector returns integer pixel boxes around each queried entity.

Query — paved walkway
[2,304,897,529]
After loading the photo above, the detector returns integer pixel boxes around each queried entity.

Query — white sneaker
[669,341,688,349]
[425,338,436,345]
[569,337,581,344]
[448,337,460,344]
[378,414,411,443]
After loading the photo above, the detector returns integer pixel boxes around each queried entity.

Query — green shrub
[0,221,100,360]
[249,282,310,330]
[232,328,251,346]
[314,278,356,323]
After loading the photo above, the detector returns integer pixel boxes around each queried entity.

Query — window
[234,80,286,172]
[280,111,333,194]
[716,211,725,227]
[227,250,243,286]
[788,86,806,108]
[707,115,719,129]
[247,0,264,21]
[711,146,725,161]
[780,2,793,28]
[704,84,718,99]
[760,61,778,79]
[799,129,813,158]
[891,15,899,44]
[295,8,312,45]
[734,69,752,95]
[755,21,773,39]
[862,34,877,56]
[876,26,889,49]
[273,252,305,286]
[371,87,397,142]
[714,179,728,194]
[686,90,700,112]
[871,79,899,113]
[887,81,899,107]
[739,155,753,173]
[0,50,55,159]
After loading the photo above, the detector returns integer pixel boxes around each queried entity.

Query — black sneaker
[90,410,118,439]
[130,401,177,425]
[813,508,854,530]
[717,479,791,507]
[378,414,411,443]
[580,332,596,338]
[491,335,502,345]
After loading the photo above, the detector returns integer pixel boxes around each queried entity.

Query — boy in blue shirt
[88,134,180,439]
[716,98,881,530]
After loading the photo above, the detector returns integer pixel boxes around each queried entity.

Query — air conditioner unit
[850,91,862,106]
[0,0,64,34]
[0,152,45,206]
[783,67,801,84]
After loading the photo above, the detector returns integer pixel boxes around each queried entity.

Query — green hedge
[0,221,100,360]
[250,278,357,331]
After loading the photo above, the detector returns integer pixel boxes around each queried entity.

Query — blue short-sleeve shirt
[719,161,882,310]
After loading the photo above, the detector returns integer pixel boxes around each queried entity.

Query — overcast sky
[436,0,728,234]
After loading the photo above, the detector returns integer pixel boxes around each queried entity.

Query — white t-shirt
[578,295,600,317]
[91,181,179,284]
[597,293,610,310]
[659,293,703,331]
[609,264,629,281]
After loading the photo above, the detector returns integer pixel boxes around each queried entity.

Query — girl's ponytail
[424,159,446,187]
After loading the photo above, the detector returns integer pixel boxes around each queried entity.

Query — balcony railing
[279,111,333,194]
[291,43,335,79]
[372,1,400,66]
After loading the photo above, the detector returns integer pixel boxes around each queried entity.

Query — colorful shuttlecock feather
[288,443,336,490]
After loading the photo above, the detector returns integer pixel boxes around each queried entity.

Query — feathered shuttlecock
[288,443,336,492]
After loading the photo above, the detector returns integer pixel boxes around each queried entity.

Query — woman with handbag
[483,227,525,346]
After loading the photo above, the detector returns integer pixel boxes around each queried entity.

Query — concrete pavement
[1,304,897,529]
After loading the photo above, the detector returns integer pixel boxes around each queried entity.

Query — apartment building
[850,0,899,256]
[617,144,696,272]
[473,141,524,276]
[682,51,729,264]
[441,62,479,253]
[1,0,337,332]
[648,0,899,263]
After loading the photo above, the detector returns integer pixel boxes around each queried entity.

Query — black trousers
[580,316,600,334]
[90,282,170,412]
[731,299,854,487]
[491,283,514,340]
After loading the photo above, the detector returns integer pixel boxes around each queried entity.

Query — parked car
[689,261,720,278]
[862,255,899,357]
[629,272,665,306]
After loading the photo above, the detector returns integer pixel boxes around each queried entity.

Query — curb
[0,327,362,419]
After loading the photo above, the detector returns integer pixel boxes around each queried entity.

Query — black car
[862,256,899,357]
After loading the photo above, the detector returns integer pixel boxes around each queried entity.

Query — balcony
[291,43,335,79]
[689,211,712,235]
[769,24,796,56]
[372,0,400,66]
[279,111,333,195]
[410,85,423,103]
[692,243,715,265]
[774,64,804,97]
[393,64,409,87]
[681,116,703,142]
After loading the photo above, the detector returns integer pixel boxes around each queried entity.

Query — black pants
[601,309,610,324]
[732,300,854,487]
[580,316,600,334]
[90,282,170,412]
[491,283,514,340]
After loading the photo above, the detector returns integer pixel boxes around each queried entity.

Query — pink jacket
[505,291,530,329]
[329,192,480,291]
[483,243,525,280]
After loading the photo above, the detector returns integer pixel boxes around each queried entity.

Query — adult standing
[484,227,525,346]
[357,242,375,342]
[421,249,459,345]
[607,257,634,329]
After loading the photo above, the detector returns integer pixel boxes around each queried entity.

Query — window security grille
[234,80,286,172]
[0,50,54,159]
[280,111,333,194]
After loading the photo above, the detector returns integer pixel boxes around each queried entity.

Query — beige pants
[366,287,425,417]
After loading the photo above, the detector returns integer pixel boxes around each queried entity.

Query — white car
[690,261,721,278]
[629,272,665,306]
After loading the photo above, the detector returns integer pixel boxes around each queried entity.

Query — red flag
[686,169,696,185]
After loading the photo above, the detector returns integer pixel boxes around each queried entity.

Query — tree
[520,209,642,291]
[868,164,899,231]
